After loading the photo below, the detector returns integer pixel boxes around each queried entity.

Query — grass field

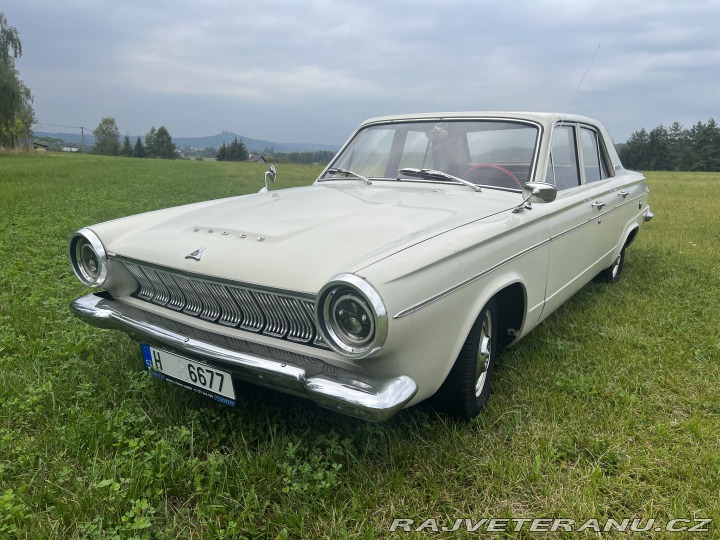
[1,153,718,538]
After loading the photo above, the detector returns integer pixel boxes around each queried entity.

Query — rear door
[578,124,623,267]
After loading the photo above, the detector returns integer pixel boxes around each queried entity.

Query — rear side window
[580,127,609,182]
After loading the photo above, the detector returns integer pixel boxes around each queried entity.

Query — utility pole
[80,127,86,153]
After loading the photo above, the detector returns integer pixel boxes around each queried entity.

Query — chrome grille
[122,261,327,348]
[143,312,337,377]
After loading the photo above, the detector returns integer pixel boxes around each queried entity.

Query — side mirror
[259,164,277,193]
[522,182,557,204]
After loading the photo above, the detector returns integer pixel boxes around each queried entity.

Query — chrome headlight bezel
[69,228,108,287]
[315,274,388,359]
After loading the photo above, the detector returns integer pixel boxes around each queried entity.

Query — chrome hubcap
[475,310,492,397]
[611,253,621,278]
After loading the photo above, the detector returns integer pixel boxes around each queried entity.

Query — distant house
[247,154,267,163]
[61,147,79,153]
[34,141,50,152]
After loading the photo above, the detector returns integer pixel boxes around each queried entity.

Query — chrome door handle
[591,201,606,209]
[618,190,629,199]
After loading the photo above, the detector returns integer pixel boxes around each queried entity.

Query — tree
[667,122,692,170]
[216,142,227,161]
[133,136,146,158]
[618,128,649,170]
[120,133,133,157]
[153,126,177,159]
[647,125,670,171]
[691,119,720,172]
[0,13,35,147]
[229,137,249,161]
[217,137,248,161]
[1,96,34,147]
[93,117,120,156]
[145,126,158,157]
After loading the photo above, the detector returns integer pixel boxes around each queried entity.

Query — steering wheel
[462,164,522,189]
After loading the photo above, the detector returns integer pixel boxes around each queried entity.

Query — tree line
[94,117,178,159]
[618,119,720,172]
[216,137,248,161]
[284,150,335,164]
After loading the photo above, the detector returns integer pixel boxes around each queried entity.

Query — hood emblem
[185,247,206,261]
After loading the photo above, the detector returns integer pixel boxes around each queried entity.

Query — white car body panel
[69,111,652,421]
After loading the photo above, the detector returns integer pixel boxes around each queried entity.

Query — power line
[35,123,88,153]
[36,123,85,130]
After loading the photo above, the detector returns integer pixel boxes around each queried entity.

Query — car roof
[360,111,600,128]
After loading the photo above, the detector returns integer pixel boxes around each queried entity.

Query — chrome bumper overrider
[70,293,417,421]
[644,207,654,222]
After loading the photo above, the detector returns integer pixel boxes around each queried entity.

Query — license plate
[140,344,236,406]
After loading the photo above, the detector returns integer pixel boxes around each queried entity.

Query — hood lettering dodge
[185,247,206,261]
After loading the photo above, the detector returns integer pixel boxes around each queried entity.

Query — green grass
[0,156,718,538]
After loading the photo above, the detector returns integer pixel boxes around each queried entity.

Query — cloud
[122,55,384,101]
[4,0,720,143]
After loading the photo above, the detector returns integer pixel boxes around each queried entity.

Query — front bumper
[70,293,417,421]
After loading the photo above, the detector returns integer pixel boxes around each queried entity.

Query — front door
[540,124,610,320]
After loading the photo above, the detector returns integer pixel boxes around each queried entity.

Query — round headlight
[329,292,375,346]
[69,228,108,286]
[315,274,387,359]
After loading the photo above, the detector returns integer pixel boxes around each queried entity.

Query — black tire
[596,247,625,284]
[433,299,498,419]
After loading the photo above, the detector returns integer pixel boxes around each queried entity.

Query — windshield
[322,119,540,190]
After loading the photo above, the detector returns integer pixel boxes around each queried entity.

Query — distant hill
[34,130,339,154]
[174,131,339,153]
[35,132,95,147]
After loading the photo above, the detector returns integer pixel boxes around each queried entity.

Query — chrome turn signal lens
[315,274,387,359]
[69,228,108,286]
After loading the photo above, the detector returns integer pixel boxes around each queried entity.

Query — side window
[580,128,608,182]
[546,125,580,190]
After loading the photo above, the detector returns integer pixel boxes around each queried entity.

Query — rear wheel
[596,247,625,283]
[433,299,498,419]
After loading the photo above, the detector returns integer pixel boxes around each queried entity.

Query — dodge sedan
[69,112,653,421]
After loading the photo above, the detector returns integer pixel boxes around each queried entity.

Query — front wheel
[433,299,498,419]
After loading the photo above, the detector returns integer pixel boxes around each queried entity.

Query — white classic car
[69,112,653,421]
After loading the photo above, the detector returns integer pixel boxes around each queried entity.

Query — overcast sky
[4,0,719,145]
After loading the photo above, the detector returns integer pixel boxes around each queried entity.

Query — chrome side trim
[394,239,550,319]
[394,192,647,319]
[550,192,644,241]
[70,293,417,422]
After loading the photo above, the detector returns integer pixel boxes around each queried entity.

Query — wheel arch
[494,281,527,347]
[431,280,526,417]
[624,224,640,249]
[456,277,528,353]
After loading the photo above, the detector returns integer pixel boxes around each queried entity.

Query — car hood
[97,182,518,293]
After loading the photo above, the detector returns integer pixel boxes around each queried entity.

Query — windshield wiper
[398,168,481,192]
[324,167,373,185]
